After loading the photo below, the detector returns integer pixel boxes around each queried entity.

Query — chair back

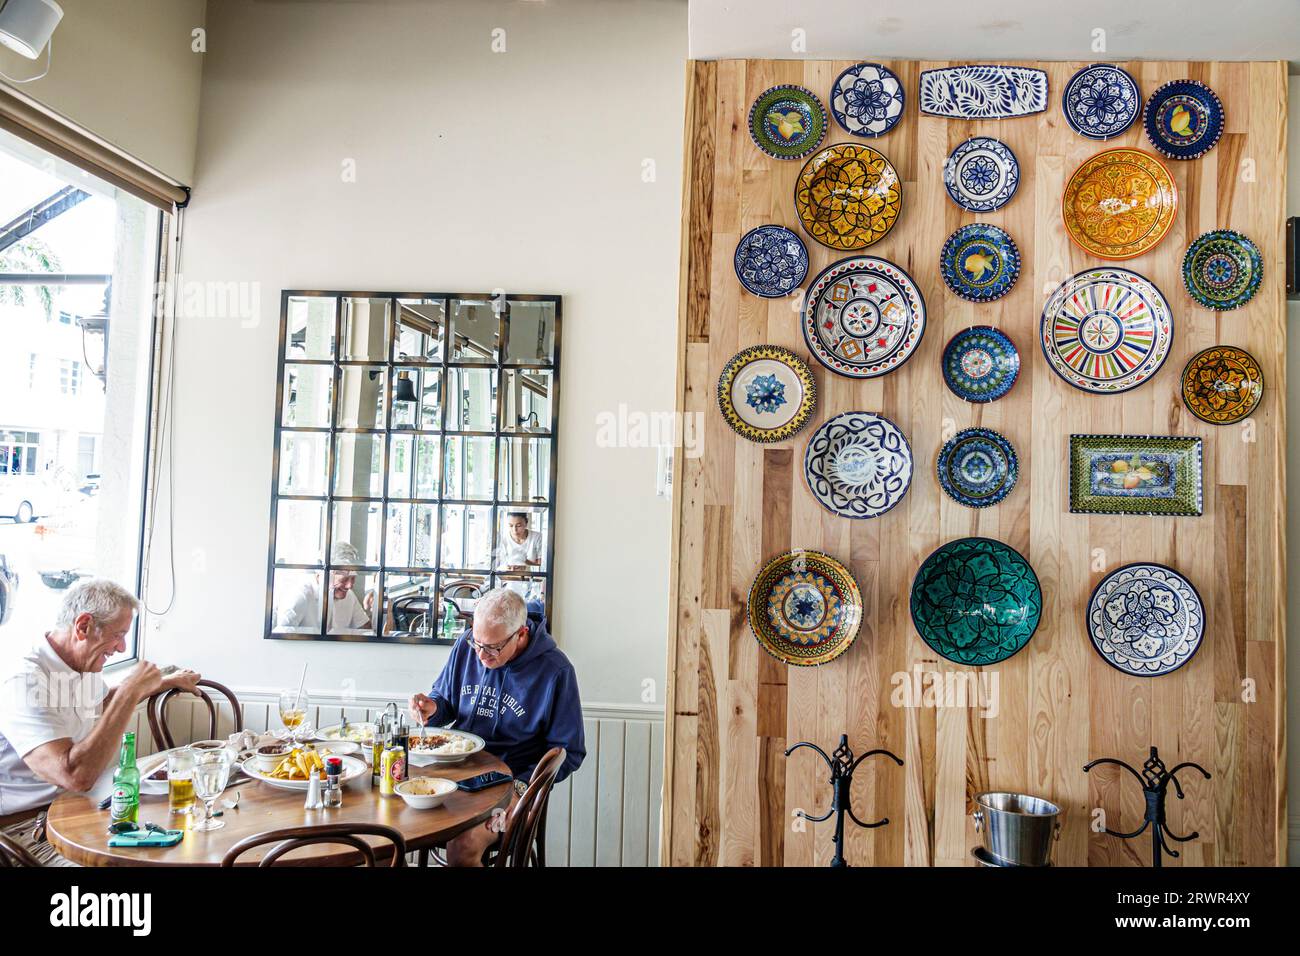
[493,747,565,868]
[147,679,242,749]
[221,823,407,867]
[391,594,435,633]
[0,832,41,867]
[440,579,482,602]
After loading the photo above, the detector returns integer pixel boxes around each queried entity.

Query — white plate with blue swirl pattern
[804,411,912,519]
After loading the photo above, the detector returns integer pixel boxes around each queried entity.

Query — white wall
[145,0,687,708]
[0,0,206,182]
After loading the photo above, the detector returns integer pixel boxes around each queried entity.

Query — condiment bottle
[324,757,343,808]
[304,767,324,810]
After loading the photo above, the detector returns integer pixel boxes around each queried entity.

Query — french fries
[268,746,328,780]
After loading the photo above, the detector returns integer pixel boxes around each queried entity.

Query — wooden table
[45,751,512,866]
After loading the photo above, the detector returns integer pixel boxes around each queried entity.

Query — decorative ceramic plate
[717,344,817,443]
[733,225,809,298]
[937,428,1018,508]
[830,62,905,137]
[1143,79,1224,161]
[941,326,1020,403]
[1040,268,1172,394]
[1062,64,1140,139]
[749,85,827,161]
[1068,434,1203,516]
[804,411,913,519]
[1180,345,1263,425]
[918,66,1048,119]
[940,224,1020,302]
[1183,229,1262,311]
[801,256,926,378]
[1062,147,1177,260]
[747,549,863,667]
[1086,563,1204,677]
[943,137,1019,213]
[910,537,1042,666]
[795,143,902,250]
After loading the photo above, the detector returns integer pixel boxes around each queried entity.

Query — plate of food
[316,722,378,746]
[241,747,369,791]
[407,729,485,766]
[138,744,259,795]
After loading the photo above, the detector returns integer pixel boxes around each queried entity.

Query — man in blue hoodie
[408,587,584,866]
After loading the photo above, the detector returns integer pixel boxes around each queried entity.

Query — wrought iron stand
[1082,745,1210,868]
[785,733,903,868]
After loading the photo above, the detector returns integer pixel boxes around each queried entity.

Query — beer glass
[167,747,195,815]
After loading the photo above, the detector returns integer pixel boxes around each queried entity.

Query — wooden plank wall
[663,59,1287,867]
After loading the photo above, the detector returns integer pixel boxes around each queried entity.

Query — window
[266,292,560,644]
[0,127,166,665]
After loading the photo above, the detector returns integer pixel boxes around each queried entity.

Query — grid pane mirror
[266,290,560,644]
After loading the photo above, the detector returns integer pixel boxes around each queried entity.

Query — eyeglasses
[107,821,169,835]
[467,629,521,657]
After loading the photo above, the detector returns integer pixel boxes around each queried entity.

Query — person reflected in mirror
[499,512,543,572]
[276,541,372,632]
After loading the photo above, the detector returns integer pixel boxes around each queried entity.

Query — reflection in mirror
[443,436,495,500]
[285,297,336,360]
[275,500,325,565]
[391,367,441,429]
[333,433,383,498]
[498,572,546,605]
[385,503,437,568]
[497,507,549,573]
[396,299,444,362]
[340,298,391,362]
[440,504,493,570]
[271,569,324,634]
[388,434,440,499]
[279,432,328,496]
[499,436,550,502]
[504,300,555,365]
[336,366,386,428]
[283,365,334,428]
[383,571,438,637]
[447,366,496,431]
[449,298,499,363]
[501,369,552,433]
[326,570,378,636]
[330,502,382,566]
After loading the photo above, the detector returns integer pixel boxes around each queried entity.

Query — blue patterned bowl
[734,225,809,298]
[943,137,1019,212]
[1143,79,1224,161]
[1182,230,1262,311]
[1062,64,1140,140]
[937,428,1018,508]
[804,411,913,519]
[1086,562,1204,677]
[941,326,1020,403]
[829,62,904,137]
[940,224,1020,302]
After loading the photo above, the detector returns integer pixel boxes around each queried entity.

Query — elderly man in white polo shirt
[0,579,199,865]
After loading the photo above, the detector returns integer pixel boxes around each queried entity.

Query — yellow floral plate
[746,549,862,667]
[795,143,902,251]
[1180,345,1263,425]
[1062,147,1177,260]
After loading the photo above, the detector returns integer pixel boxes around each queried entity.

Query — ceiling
[689,0,1300,66]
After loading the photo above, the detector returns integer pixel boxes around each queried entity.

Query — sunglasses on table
[107,821,170,836]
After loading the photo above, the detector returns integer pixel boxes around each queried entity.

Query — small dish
[804,411,913,519]
[394,776,458,810]
[749,85,827,160]
[941,327,1019,403]
[830,62,904,137]
[1086,563,1204,677]
[942,137,1019,213]
[746,549,863,667]
[1062,64,1140,139]
[1180,345,1263,425]
[1183,230,1262,311]
[717,344,817,444]
[733,225,808,298]
[937,428,1018,508]
[940,224,1020,302]
[1143,79,1224,160]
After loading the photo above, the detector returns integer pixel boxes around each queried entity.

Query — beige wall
[0,0,206,182]
[144,0,687,706]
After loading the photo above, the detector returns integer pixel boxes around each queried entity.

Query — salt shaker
[304,767,324,810]
[324,757,343,808]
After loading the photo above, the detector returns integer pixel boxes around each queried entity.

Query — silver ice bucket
[972,791,1061,867]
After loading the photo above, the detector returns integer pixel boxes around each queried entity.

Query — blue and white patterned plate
[830,62,905,137]
[733,225,809,298]
[941,326,1020,403]
[717,344,817,444]
[919,66,1048,119]
[940,224,1020,302]
[1062,64,1140,140]
[943,137,1019,213]
[937,427,1018,508]
[804,411,913,519]
[1143,79,1224,161]
[1086,562,1204,677]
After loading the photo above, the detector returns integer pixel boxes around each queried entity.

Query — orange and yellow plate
[795,143,902,251]
[1180,345,1263,425]
[1062,147,1177,260]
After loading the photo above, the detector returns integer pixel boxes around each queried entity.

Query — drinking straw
[293,662,307,710]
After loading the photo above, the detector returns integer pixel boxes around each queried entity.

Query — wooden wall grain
[663,59,1287,867]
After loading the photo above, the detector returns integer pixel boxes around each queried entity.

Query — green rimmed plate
[748,85,827,161]
[747,549,862,667]
[717,344,817,443]
[1068,434,1203,516]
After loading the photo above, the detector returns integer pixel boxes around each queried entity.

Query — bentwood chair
[0,832,42,867]
[147,679,243,749]
[221,823,407,867]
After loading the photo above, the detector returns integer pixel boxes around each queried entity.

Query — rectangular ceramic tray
[1069,434,1203,517]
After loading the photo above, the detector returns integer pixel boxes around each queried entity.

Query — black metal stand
[1083,745,1210,868]
[785,733,903,868]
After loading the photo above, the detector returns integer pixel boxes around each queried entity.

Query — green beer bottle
[110,732,140,825]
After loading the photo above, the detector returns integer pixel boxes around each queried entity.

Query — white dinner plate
[407,729,485,766]
[240,753,369,791]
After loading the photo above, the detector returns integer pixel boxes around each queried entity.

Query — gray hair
[331,541,360,565]
[473,587,527,635]
[56,578,141,629]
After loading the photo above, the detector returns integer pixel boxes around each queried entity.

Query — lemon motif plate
[1180,345,1263,425]
[748,85,828,161]
[716,344,817,443]
[746,549,863,667]
[795,143,902,250]
[1062,147,1177,260]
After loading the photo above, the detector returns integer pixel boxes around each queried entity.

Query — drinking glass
[167,747,195,816]
[191,750,232,832]
[278,689,311,743]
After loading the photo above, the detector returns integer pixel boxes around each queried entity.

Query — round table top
[45,750,512,866]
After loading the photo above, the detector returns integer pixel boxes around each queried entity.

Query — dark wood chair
[147,679,242,749]
[0,832,42,867]
[491,746,565,867]
[220,823,407,867]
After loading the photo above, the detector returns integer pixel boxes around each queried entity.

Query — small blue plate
[733,225,809,298]
[1143,79,1224,160]
[937,427,1018,508]
[942,137,1019,212]
[942,326,1020,403]
[830,62,905,137]
[940,224,1020,302]
[1062,64,1140,140]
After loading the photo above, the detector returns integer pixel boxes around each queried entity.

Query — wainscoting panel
[132,691,663,867]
